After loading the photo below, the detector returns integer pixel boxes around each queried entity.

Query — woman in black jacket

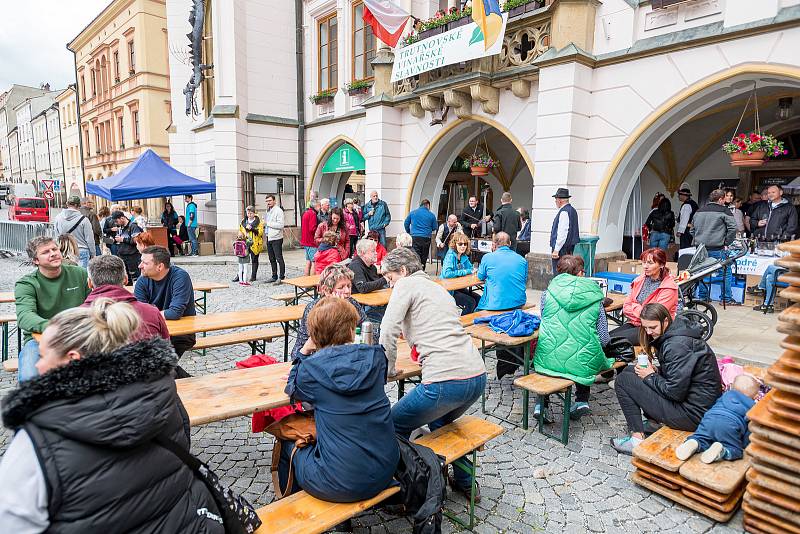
[0,298,225,533]
[645,197,675,252]
[611,303,722,455]
[161,202,180,256]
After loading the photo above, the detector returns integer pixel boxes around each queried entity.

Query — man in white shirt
[264,195,286,283]
[550,188,580,273]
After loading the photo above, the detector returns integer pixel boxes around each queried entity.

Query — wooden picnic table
[0,292,14,304]
[166,305,305,359]
[177,341,422,426]
[283,275,321,302]
[352,274,485,307]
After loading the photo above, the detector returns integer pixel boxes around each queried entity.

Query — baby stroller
[674,239,748,341]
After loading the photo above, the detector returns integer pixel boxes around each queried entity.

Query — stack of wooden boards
[744,240,800,534]
[631,427,749,522]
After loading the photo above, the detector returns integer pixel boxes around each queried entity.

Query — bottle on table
[362,321,373,345]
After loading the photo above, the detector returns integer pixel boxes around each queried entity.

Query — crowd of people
[0,186,764,530]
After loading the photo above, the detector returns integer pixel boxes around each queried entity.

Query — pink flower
[784,150,789,155]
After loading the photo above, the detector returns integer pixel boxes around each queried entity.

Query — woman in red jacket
[300,200,320,275]
[314,207,350,259]
[611,247,679,345]
[313,231,342,274]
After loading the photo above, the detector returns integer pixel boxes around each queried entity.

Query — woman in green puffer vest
[534,255,613,421]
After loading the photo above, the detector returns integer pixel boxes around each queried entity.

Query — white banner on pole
[390,13,508,83]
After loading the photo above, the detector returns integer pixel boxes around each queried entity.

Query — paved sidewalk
[0,250,776,532]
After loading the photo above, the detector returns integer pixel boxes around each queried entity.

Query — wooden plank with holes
[631,458,732,503]
[768,401,800,424]
[2,358,18,372]
[746,442,800,475]
[742,518,773,534]
[0,292,13,303]
[767,360,800,384]
[743,501,800,534]
[747,467,800,502]
[772,389,800,411]
[632,427,691,472]
[678,455,750,495]
[634,468,682,490]
[774,349,800,370]
[766,373,800,395]
[750,421,800,451]
[254,416,503,534]
[751,458,800,487]
[681,483,745,513]
[780,286,800,302]
[777,241,800,255]
[779,270,800,287]
[748,390,799,435]
[630,472,737,522]
[778,304,800,326]
[776,256,800,271]
[777,321,800,337]
[750,432,800,461]
[779,336,800,353]
[744,492,800,528]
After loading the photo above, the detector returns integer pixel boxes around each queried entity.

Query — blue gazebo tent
[86,149,216,201]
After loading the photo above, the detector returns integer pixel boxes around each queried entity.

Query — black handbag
[156,436,262,534]
[604,337,635,363]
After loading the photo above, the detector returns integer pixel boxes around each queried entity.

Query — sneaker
[533,404,554,424]
[569,402,590,420]
[700,442,726,464]
[753,304,774,313]
[747,285,765,295]
[231,276,240,282]
[722,300,741,306]
[642,420,663,436]
[675,439,699,461]
[447,474,481,504]
[611,435,642,456]
[269,276,279,283]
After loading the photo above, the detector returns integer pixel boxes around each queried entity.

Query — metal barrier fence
[0,221,55,254]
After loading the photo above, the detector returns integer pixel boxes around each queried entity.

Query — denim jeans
[78,249,91,268]
[759,264,787,306]
[95,244,102,256]
[698,249,733,303]
[392,373,487,489]
[376,228,386,247]
[649,231,671,252]
[363,305,386,326]
[187,226,199,255]
[18,339,41,382]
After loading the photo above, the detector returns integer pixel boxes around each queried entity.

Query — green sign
[322,143,365,173]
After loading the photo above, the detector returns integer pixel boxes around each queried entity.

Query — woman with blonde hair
[57,233,80,265]
[0,299,225,532]
[440,231,480,314]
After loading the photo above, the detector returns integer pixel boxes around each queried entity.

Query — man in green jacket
[534,255,613,420]
[15,236,90,381]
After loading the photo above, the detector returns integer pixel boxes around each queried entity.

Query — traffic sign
[43,190,55,200]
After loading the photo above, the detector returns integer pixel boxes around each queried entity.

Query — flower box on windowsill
[346,86,371,96]
[506,0,545,18]
[312,95,335,105]
[447,15,472,31]
[418,25,445,40]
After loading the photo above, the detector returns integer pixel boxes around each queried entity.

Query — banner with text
[390,13,508,83]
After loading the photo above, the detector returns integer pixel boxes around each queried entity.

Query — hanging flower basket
[469,154,496,176]
[722,132,786,167]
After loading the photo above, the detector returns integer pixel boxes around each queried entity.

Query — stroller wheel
[690,300,718,327]
[680,310,714,342]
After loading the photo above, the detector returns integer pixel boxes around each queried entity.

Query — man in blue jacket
[404,199,438,267]
[363,190,391,247]
[135,246,196,362]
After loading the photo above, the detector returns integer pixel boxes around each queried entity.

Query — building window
[90,69,96,96]
[95,127,100,154]
[352,2,376,81]
[318,14,338,91]
[113,51,120,82]
[132,111,140,144]
[80,76,86,101]
[128,41,135,73]
[118,117,124,148]
[85,129,90,153]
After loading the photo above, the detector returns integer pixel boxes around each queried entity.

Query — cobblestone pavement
[0,253,747,533]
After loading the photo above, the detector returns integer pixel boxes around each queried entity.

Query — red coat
[376,243,387,267]
[300,207,318,247]
[314,245,342,274]
[623,273,679,326]
[82,284,170,341]
[314,223,350,259]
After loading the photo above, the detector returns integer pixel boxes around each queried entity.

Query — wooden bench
[254,415,504,534]
[191,327,286,355]
[630,426,749,522]
[513,360,627,444]
[270,293,299,306]
[2,357,18,372]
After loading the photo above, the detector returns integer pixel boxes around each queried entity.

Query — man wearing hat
[550,188,580,273]
[53,195,97,268]
[676,188,698,250]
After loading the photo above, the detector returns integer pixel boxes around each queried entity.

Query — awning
[86,149,216,200]
[321,143,365,173]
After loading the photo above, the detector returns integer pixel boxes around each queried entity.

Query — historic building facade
[55,88,84,197]
[167,0,800,283]
[69,0,172,216]
[0,85,53,184]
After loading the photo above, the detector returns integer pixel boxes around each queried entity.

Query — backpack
[234,240,249,257]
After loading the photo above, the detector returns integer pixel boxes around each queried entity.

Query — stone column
[364,102,405,242]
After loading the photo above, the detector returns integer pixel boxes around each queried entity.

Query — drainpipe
[69,48,87,194]
[295,0,306,212]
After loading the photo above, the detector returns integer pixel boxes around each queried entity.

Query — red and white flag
[363,0,410,48]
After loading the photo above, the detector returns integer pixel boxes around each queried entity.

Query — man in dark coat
[748,184,798,240]
[460,196,492,238]
[550,188,580,274]
[492,192,521,249]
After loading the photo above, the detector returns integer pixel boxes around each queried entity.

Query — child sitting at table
[675,374,760,463]
[313,231,341,274]
[234,232,252,286]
